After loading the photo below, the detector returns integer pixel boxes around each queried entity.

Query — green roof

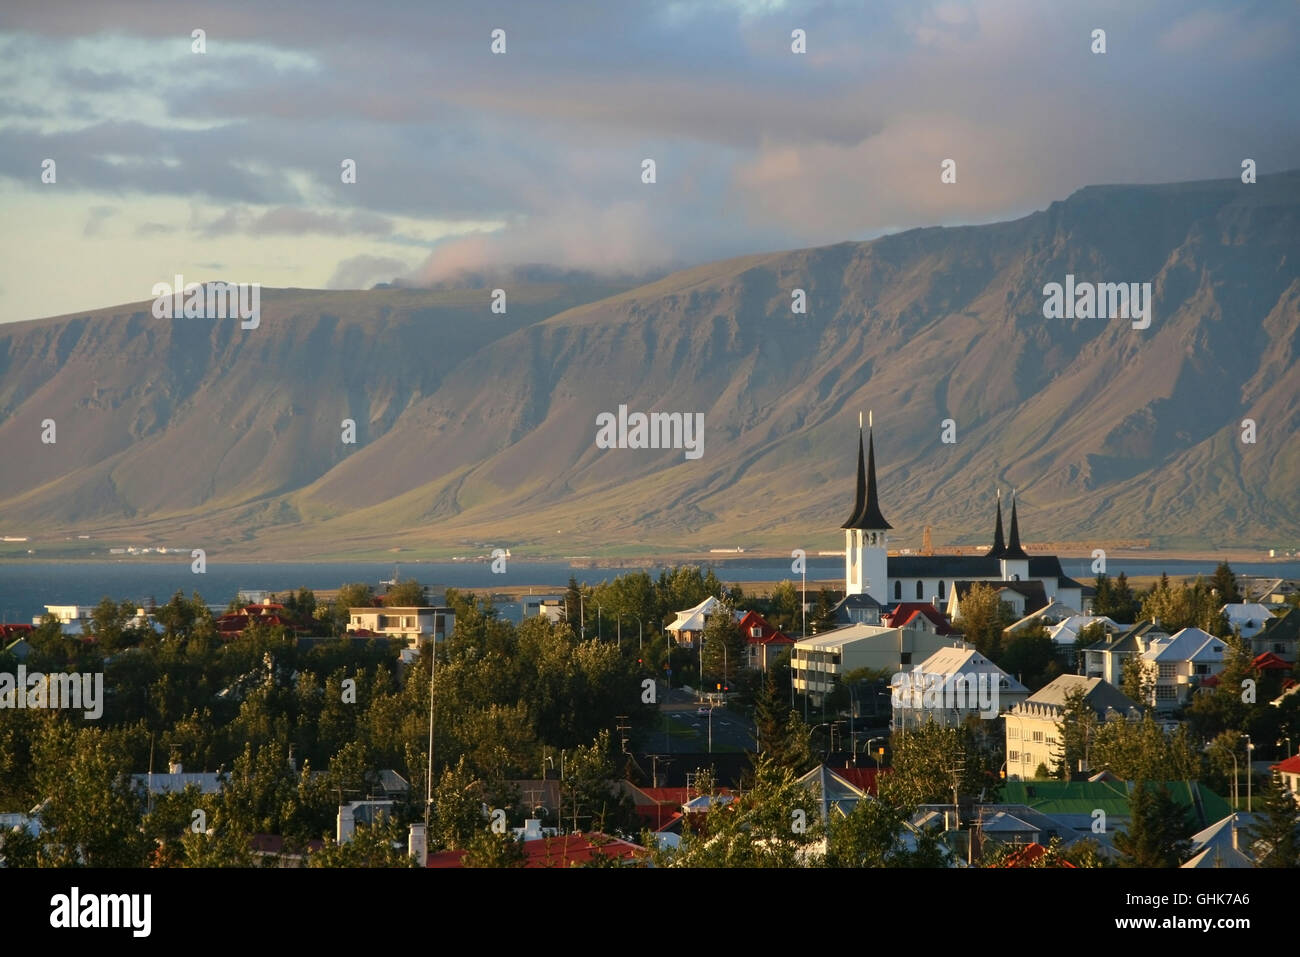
[1001,780,1231,826]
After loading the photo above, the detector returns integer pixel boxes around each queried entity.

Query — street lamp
[867,736,884,770]
[1243,734,1254,812]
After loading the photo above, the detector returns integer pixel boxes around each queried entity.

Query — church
[835,424,1090,624]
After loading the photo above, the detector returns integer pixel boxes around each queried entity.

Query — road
[653,682,756,753]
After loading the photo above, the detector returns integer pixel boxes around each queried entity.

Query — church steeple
[985,490,1006,559]
[1004,490,1029,560]
[842,424,891,531]
[843,414,889,603]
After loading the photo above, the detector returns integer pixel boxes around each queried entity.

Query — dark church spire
[985,489,1006,558]
[1004,489,1030,560]
[842,414,891,530]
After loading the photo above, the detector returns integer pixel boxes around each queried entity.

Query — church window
[894,580,901,600]
[938,580,946,599]
[915,580,923,599]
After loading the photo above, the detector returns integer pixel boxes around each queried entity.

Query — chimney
[337,803,356,845]
[408,823,427,866]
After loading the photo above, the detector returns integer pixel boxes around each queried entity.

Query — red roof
[1000,842,1076,868]
[1272,755,1300,774]
[1252,652,1292,671]
[882,603,959,635]
[427,833,643,868]
[737,610,793,645]
[832,766,886,796]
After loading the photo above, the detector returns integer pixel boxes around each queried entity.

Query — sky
[0,0,1297,324]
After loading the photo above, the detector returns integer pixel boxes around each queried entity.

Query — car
[696,706,712,716]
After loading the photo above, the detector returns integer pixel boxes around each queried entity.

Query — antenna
[859,411,863,429]
[869,410,873,428]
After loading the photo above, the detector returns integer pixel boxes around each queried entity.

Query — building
[892,646,1028,729]
[1003,675,1139,781]
[1138,627,1228,711]
[666,596,727,648]
[522,595,566,624]
[737,610,794,671]
[839,426,1090,612]
[791,623,968,703]
[1251,607,1299,663]
[346,606,454,647]
[1272,754,1300,807]
[1221,603,1274,639]
[1080,621,1170,686]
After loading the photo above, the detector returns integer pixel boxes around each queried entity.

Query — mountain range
[1,170,1297,561]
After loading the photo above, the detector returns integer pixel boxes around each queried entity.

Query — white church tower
[842,415,891,605]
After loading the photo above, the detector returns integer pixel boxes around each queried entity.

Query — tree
[32,723,150,867]
[998,628,1061,693]
[384,579,427,606]
[1120,654,1153,711]
[1092,714,1199,783]
[1248,772,1300,867]
[462,829,526,867]
[1210,562,1242,605]
[826,794,945,867]
[1113,781,1191,867]
[879,722,997,807]
[700,598,744,690]
[666,755,824,868]
[1108,573,1140,623]
[1054,687,1099,779]
[956,583,1013,658]
[811,587,838,633]
[309,816,417,868]
[431,756,485,851]
[768,580,801,633]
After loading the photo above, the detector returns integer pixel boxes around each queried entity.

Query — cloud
[83,205,115,236]
[0,0,1298,323]
[198,205,394,237]
[327,254,411,289]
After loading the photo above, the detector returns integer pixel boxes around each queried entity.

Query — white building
[791,623,967,703]
[1139,627,1228,711]
[838,427,1090,613]
[892,646,1028,729]
[1221,603,1273,639]
[347,606,454,647]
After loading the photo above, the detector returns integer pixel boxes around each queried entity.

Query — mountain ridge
[2,170,1297,559]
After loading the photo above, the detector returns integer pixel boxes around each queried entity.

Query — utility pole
[424,637,436,829]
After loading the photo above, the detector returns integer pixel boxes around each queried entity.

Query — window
[900,653,911,666]
[894,580,902,601]
[1008,751,1020,762]
[1008,726,1020,739]
[1046,736,1057,747]
[1032,731,1043,743]
[1194,663,1210,676]
[916,580,924,600]
[750,626,762,638]
[1158,663,1176,678]
[938,580,946,599]
[1155,686,1177,700]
